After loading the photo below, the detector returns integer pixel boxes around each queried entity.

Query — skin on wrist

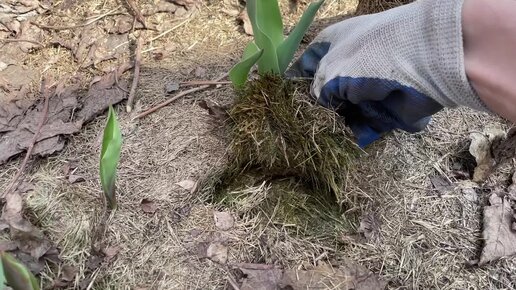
[462,0,516,123]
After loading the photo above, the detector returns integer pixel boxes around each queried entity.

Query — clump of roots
[202,74,361,205]
[355,0,413,15]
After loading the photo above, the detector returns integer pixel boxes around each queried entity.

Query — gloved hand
[287,0,491,147]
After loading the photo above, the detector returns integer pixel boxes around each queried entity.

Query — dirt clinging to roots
[202,75,361,206]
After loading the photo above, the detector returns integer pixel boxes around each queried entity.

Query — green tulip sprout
[0,252,40,290]
[100,105,123,210]
[229,0,324,87]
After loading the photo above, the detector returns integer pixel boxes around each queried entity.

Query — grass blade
[100,105,123,209]
[229,43,264,87]
[277,0,325,73]
[1,252,39,290]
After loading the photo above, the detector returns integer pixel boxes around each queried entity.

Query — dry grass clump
[210,75,361,205]
[355,0,413,15]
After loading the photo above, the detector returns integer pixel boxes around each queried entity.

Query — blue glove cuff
[319,76,443,147]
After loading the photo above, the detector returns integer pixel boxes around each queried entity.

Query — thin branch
[180,80,231,86]
[124,0,147,29]
[2,79,53,198]
[126,36,143,112]
[0,38,44,46]
[32,7,121,31]
[132,73,228,120]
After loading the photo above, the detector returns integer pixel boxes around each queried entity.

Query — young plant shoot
[0,252,40,290]
[229,0,324,87]
[100,105,123,210]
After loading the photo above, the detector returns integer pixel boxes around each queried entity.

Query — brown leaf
[239,267,283,290]
[0,86,81,165]
[206,242,228,264]
[469,132,496,182]
[0,241,18,252]
[53,265,78,288]
[479,193,516,265]
[213,211,234,231]
[176,179,197,192]
[238,9,253,35]
[76,63,133,122]
[492,127,516,164]
[429,174,453,194]
[198,99,229,122]
[68,174,85,184]
[358,212,380,241]
[140,199,158,214]
[2,192,54,260]
[103,246,121,262]
[239,261,387,290]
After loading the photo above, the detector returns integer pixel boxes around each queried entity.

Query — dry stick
[126,36,143,112]
[0,39,44,46]
[32,7,121,31]
[124,0,147,29]
[2,80,52,198]
[132,73,229,120]
[180,80,232,86]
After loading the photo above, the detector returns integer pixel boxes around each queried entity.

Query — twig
[32,6,121,31]
[226,275,241,290]
[132,73,228,120]
[124,0,147,29]
[180,80,232,86]
[126,36,143,112]
[2,79,53,198]
[0,39,44,46]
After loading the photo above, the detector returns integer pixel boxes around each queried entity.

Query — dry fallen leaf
[479,193,516,265]
[469,132,495,182]
[103,246,121,262]
[492,127,516,165]
[53,265,78,288]
[76,62,133,122]
[239,261,387,290]
[213,211,234,231]
[358,212,380,241]
[68,174,85,184]
[206,242,228,264]
[176,179,197,192]
[429,174,453,194]
[0,85,82,164]
[140,198,158,214]
[238,9,253,35]
[198,99,229,123]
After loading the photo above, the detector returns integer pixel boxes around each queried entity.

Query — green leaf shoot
[1,252,39,290]
[229,0,324,86]
[100,105,123,210]
[277,0,325,73]
[229,43,264,87]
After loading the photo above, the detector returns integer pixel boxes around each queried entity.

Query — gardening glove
[287,0,491,147]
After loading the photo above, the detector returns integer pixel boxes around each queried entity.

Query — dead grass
[1,0,516,289]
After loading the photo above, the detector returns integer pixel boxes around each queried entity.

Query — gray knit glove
[288,0,490,147]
